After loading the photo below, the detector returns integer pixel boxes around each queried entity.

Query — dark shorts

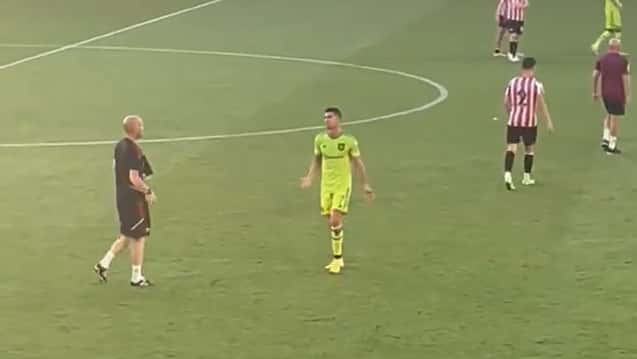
[603,98,626,116]
[506,20,524,35]
[498,15,507,28]
[507,126,538,146]
[116,193,151,239]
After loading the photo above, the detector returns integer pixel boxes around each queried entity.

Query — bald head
[609,38,622,52]
[122,115,144,140]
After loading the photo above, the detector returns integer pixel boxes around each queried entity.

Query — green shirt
[606,0,621,12]
[314,132,360,191]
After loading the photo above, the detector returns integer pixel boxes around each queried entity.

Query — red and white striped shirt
[496,0,508,17]
[505,76,544,128]
[506,0,528,21]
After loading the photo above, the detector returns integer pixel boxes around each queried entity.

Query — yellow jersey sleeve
[349,137,361,157]
[314,134,321,156]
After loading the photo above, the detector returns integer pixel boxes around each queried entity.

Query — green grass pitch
[1,1,636,358]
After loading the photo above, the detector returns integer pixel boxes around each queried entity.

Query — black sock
[504,151,515,172]
[509,41,518,56]
[524,154,534,174]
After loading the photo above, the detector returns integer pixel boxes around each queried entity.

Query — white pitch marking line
[0,44,449,148]
[0,0,226,70]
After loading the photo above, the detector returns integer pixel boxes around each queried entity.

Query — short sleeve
[349,137,361,157]
[504,83,511,96]
[122,143,143,172]
[624,58,630,74]
[313,135,321,156]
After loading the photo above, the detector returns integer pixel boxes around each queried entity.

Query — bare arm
[351,156,374,199]
[538,93,554,131]
[300,155,321,188]
[504,93,511,115]
[593,70,601,99]
[129,170,151,194]
[623,74,631,103]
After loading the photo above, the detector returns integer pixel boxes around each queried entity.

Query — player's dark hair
[522,57,536,70]
[324,107,342,118]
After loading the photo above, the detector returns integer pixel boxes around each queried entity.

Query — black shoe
[602,140,609,150]
[94,263,108,283]
[130,278,153,287]
[505,182,516,191]
[606,147,622,155]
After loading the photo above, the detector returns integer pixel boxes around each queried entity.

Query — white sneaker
[508,53,520,63]
[522,177,536,186]
[504,172,516,191]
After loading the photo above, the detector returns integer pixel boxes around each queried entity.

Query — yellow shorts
[320,187,351,216]
[606,8,622,31]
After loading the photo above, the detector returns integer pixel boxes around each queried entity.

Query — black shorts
[506,20,524,35]
[116,193,151,239]
[507,126,537,146]
[498,15,507,28]
[603,98,626,116]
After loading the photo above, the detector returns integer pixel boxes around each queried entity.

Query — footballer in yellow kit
[300,107,374,274]
[592,0,623,55]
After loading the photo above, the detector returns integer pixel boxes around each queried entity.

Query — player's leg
[507,22,522,62]
[594,10,620,53]
[494,18,506,56]
[612,8,622,39]
[325,189,351,274]
[94,235,127,282]
[522,128,538,185]
[129,236,150,286]
[129,202,152,286]
[504,127,519,190]
[328,210,345,272]
[602,115,611,150]
[608,114,622,153]
[592,31,613,55]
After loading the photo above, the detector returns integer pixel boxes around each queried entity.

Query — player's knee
[328,216,342,230]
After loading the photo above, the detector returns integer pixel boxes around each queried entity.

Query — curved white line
[0,44,448,148]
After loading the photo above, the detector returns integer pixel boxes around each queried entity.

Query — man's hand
[300,176,313,189]
[145,191,157,205]
[363,184,375,202]
[546,120,555,133]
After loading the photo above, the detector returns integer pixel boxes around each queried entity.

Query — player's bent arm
[129,170,151,194]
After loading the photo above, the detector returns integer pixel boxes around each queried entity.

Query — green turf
[1,1,636,358]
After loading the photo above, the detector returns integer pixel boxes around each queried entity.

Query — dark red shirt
[596,52,630,102]
[114,138,144,195]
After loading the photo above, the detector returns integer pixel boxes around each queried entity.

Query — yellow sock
[594,31,612,48]
[330,226,343,258]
